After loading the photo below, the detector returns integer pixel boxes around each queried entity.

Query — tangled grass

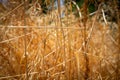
[0,1,120,80]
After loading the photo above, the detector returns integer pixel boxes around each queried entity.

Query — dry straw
[0,0,119,80]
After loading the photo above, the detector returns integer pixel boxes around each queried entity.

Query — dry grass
[0,1,120,80]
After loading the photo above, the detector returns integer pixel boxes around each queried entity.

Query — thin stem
[23,0,28,80]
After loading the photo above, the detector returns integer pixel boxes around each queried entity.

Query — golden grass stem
[0,32,32,44]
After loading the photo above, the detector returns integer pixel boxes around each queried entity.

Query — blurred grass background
[0,0,120,80]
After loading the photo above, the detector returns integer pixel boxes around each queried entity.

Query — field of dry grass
[0,1,120,80]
